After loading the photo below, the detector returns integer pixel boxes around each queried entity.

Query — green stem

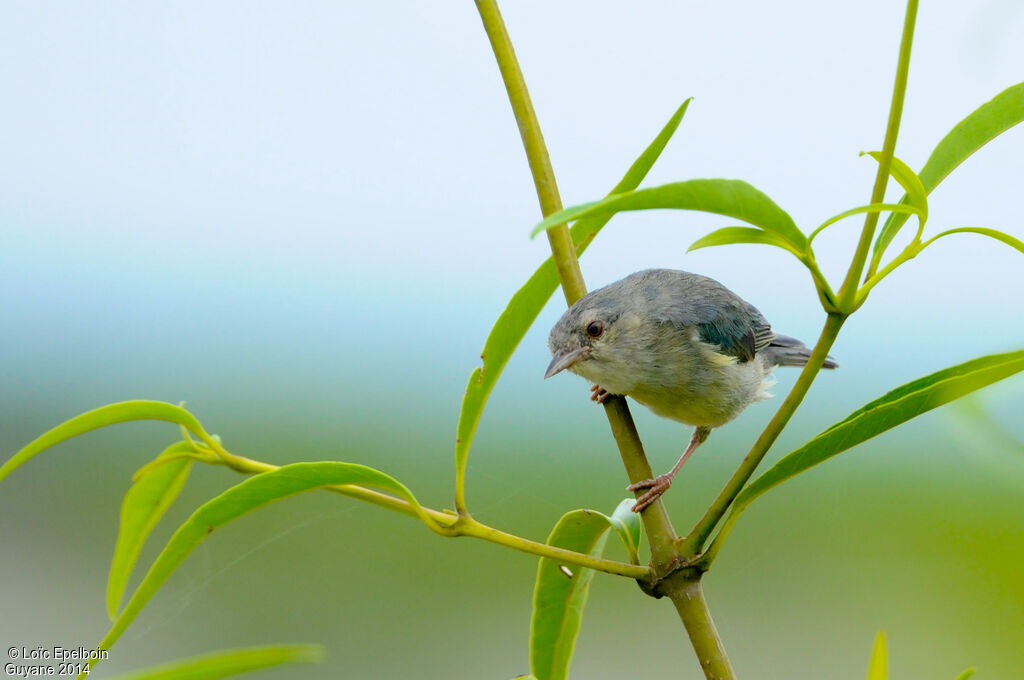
[839,0,918,306]
[602,395,681,567]
[685,0,918,560]
[131,450,217,480]
[856,241,921,307]
[681,312,846,557]
[216,451,650,579]
[668,577,736,680]
[474,0,681,572]
[460,517,650,579]
[474,0,584,306]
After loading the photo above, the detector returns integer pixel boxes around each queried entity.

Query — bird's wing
[695,303,773,363]
[643,270,775,363]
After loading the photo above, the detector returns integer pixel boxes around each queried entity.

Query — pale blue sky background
[1,2,1023,679]
[2,1,1022,402]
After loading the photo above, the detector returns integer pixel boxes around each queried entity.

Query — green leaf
[86,462,430,675]
[531,178,806,252]
[732,349,1024,519]
[454,99,691,506]
[688,226,803,256]
[530,510,613,680]
[867,631,887,680]
[953,669,976,680]
[606,498,642,565]
[862,151,929,226]
[704,350,1024,566]
[922,227,1024,256]
[874,81,1024,260]
[528,500,641,680]
[104,644,324,680]
[0,400,218,485]
[808,203,922,244]
[107,441,195,620]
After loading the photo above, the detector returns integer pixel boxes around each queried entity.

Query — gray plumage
[547,268,836,432]
[546,268,837,511]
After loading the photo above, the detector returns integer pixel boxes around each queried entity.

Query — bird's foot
[589,384,611,404]
[627,474,673,512]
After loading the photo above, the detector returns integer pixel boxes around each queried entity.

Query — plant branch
[839,0,919,304]
[682,0,917,560]
[459,516,650,578]
[214,451,650,579]
[474,0,681,572]
[667,576,737,680]
[474,0,583,306]
[680,312,846,557]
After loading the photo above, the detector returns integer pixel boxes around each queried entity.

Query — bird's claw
[627,474,673,513]
[589,384,610,404]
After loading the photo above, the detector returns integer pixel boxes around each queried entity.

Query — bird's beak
[545,346,589,379]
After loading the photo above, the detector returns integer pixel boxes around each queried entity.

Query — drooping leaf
[688,226,802,256]
[107,441,195,620]
[720,350,1024,541]
[606,498,642,565]
[922,227,1024,256]
[867,631,888,680]
[455,99,692,504]
[528,500,642,680]
[874,81,1024,260]
[82,462,431,677]
[0,400,217,485]
[104,644,324,680]
[530,510,613,680]
[532,179,806,253]
[809,204,922,244]
[862,151,929,226]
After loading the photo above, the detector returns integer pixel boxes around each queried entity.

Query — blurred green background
[2,2,1023,679]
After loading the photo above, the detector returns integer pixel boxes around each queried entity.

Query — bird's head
[545,289,630,382]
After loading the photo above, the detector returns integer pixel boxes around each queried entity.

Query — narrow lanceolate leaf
[530,510,613,680]
[104,644,324,680]
[867,631,888,680]
[0,400,217,485]
[863,151,929,225]
[874,80,1024,260]
[953,669,977,680]
[83,462,430,677]
[732,350,1024,516]
[107,442,195,620]
[809,203,921,243]
[454,99,691,503]
[923,227,1024,256]
[688,226,802,256]
[532,179,806,253]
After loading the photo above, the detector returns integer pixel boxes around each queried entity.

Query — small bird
[545,268,837,512]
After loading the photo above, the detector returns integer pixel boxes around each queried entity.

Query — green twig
[841,0,919,305]
[474,0,681,571]
[475,1,738,677]
[215,450,650,578]
[473,0,584,306]
[680,312,847,557]
[667,577,737,680]
[683,0,919,559]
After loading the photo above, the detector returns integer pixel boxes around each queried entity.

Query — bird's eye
[585,320,604,338]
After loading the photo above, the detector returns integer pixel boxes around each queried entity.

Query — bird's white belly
[628,355,772,428]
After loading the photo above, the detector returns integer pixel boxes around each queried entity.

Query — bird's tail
[763,334,839,369]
